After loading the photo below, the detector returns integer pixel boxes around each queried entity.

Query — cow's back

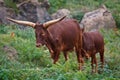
[91,31,104,52]
[82,31,104,53]
[47,19,81,51]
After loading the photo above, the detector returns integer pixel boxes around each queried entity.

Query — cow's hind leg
[99,48,104,70]
[75,48,84,70]
[91,54,98,73]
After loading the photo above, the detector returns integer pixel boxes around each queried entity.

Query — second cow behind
[81,30,104,73]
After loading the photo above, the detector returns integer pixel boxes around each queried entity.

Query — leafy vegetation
[0,24,120,80]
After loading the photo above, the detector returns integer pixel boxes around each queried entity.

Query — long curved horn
[7,17,36,28]
[43,16,66,28]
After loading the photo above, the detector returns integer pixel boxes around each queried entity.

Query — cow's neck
[44,30,55,53]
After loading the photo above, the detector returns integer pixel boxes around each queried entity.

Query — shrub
[72,11,84,21]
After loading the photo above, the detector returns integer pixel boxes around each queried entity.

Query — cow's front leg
[79,56,84,70]
[46,44,54,59]
[76,52,84,70]
[53,52,60,64]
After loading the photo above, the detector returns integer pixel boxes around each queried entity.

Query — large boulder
[51,9,71,19]
[80,5,116,31]
[0,0,51,25]
[0,1,16,24]
[0,0,3,2]
[15,0,52,23]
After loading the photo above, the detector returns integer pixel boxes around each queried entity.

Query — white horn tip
[60,15,66,21]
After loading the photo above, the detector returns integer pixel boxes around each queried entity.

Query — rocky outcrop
[18,0,51,23]
[0,0,3,2]
[51,9,71,19]
[0,0,51,25]
[80,5,116,31]
[0,4,16,24]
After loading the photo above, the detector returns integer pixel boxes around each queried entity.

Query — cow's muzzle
[36,43,42,47]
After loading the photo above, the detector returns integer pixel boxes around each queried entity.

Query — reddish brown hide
[82,30,104,73]
[35,19,83,70]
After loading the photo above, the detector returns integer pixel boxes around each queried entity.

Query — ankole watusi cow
[81,30,104,73]
[7,16,84,70]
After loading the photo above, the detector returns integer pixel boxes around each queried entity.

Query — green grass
[0,25,120,80]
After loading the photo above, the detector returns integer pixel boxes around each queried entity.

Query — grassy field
[0,24,120,80]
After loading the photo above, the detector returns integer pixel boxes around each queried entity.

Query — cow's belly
[60,42,75,52]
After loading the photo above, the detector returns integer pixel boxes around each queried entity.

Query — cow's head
[7,16,66,47]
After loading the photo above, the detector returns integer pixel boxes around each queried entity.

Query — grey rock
[51,9,71,19]
[80,5,116,31]
[0,1,51,25]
